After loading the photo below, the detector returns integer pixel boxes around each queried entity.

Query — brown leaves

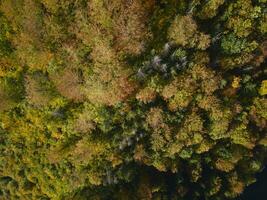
[25,73,53,106]
[85,43,137,105]
[0,85,14,112]
[50,68,85,102]
[112,0,155,55]
[249,97,267,129]
[136,87,157,104]
[85,69,136,106]
[146,107,164,130]
[215,159,235,172]
[134,144,149,164]
[73,114,95,134]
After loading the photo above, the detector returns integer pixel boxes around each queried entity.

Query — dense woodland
[0,0,267,199]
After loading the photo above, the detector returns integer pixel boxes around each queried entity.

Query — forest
[0,0,267,199]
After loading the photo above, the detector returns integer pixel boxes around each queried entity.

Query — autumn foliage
[0,0,267,200]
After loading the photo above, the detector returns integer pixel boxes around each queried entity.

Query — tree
[168,15,211,50]
[0,1,267,199]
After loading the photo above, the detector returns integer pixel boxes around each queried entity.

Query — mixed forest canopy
[0,0,267,199]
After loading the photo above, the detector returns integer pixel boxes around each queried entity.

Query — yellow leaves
[168,90,193,111]
[208,109,232,140]
[168,15,197,46]
[40,0,59,13]
[161,80,179,100]
[69,138,109,165]
[197,32,211,50]
[176,110,204,146]
[259,136,267,147]
[198,0,225,19]
[259,80,267,95]
[225,173,245,198]
[88,172,102,186]
[191,133,204,145]
[197,94,220,111]
[191,64,210,80]
[162,74,197,111]
[51,131,63,140]
[84,38,137,106]
[90,39,117,65]
[207,176,222,196]
[168,15,211,50]
[231,76,241,88]
[220,53,254,70]
[88,0,114,30]
[159,64,227,145]
[249,97,267,128]
[166,142,184,157]
[0,57,21,77]
[73,114,95,134]
[152,160,168,172]
[229,180,245,197]
[146,107,164,129]
[3,110,47,145]
[251,97,267,119]
[215,159,235,172]
[136,87,157,104]
[1,0,266,198]
[190,165,202,182]
[227,17,252,37]
[181,111,204,133]
[196,139,214,154]
[226,0,260,38]
[15,46,53,72]
[108,154,123,168]
[229,124,255,149]
[147,107,174,153]
[134,144,149,164]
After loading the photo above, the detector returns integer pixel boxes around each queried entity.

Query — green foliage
[224,0,262,37]
[0,76,24,112]
[0,13,13,57]
[197,0,225,19]
[0,0,267,200]
[221,34,258,55]
[25,72,58,107]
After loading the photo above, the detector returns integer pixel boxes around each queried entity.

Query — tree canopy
[0,0,267,199]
